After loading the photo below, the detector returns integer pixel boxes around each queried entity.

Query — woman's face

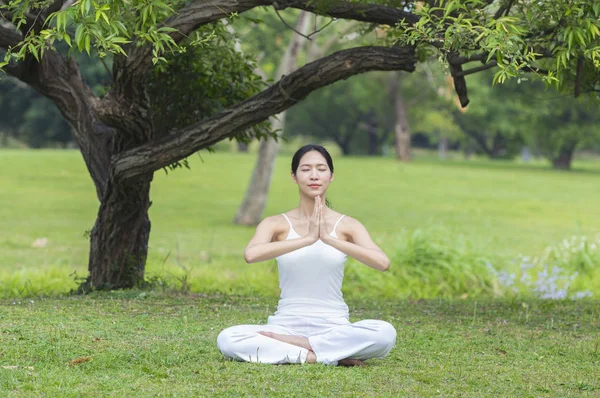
[292,150,334,198]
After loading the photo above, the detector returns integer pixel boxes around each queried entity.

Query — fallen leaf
[31,238,48,248]
[68,356,92,366]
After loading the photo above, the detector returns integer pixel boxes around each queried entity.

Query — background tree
[521,88,600,169]
[286,72,396,155]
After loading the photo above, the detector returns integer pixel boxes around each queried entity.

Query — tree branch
[113,0,418,122]
[111,45,417,181]
[0,18,22,49]
[455,61,497,77]
[447,52,470,107]
[165,0,418,45]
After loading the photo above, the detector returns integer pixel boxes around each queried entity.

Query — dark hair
[291,144,334,208]
[291,144,334,175]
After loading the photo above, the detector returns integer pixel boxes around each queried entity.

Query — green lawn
[0,293,598,397]
[0,149,599,297]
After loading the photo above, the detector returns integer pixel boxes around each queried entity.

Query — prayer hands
[307,196,333,244]
[307,196,321,243]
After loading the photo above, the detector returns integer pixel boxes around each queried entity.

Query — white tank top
[274,213,349,319]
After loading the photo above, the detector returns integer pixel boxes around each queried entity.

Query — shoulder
[336,214,363,228]
[259,214,288,229]
[333,214,368,240]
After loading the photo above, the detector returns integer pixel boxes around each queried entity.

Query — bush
[343,228,500,299]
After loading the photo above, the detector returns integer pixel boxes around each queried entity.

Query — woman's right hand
[307,196,321,243]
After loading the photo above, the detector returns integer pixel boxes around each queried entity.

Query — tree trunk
[233,12,311,225]
[16,50,156,291]
[490,132,505,159]
[367,120,379,156]
[233,119,282,225]
[338,136,352,155]
[438,136,448,159]
[391,72,411,161]
[552,144,575,170]
[237,142,249,152]
[85,176,152,290]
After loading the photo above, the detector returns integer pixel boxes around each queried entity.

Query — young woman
[217,144,396,366]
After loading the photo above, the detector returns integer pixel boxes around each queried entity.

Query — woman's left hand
[318,198,333,243]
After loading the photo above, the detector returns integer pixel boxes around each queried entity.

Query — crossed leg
[217,320,395,366]
[259,332,364,366]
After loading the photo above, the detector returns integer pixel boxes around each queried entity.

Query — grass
[1,149,598,395]
[1,149,600,297]
[0,293,598,397]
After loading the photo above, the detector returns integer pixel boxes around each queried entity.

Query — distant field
[0,149,599,297]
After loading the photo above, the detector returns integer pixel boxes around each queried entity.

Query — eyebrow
[300,163,328,167]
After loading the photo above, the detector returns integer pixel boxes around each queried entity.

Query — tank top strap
[281,213,293,228]
[332,215,345,234]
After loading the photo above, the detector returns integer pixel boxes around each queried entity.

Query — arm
[244,216,318,263]
[321,216,390,272]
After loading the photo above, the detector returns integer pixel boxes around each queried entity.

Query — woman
[217,144,396,366]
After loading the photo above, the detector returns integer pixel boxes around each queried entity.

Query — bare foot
[259,331,313,351]
[338,358,366,367]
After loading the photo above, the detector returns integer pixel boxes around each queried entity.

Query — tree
[1,0,598,290]
[519,87,600,169]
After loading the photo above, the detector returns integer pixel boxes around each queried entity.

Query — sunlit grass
[0,293,598,397]
[1,149,599,297]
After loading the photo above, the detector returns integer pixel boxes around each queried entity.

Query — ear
[330,172,334,182]
[291,172,298,184]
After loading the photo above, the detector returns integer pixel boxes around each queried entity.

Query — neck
[297,194,327,219]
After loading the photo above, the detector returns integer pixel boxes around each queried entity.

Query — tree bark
[233,121,282,225]
[552,143,575,170]
[490,132,506,159]
[390,72,411,161]
[85,175,152,290]
[233,12,311,226]
[237,142,249,152]
[366,117,379,156]
[438,136,448,159]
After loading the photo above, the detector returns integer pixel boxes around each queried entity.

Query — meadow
[0,293,598,396]
[1,149,599,298]
[1,149,599,396]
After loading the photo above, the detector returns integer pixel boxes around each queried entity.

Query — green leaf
[84,34,91,55]
[63,33,72,46]
[75,24,85,50]
[110,36,130,44]
[157,26,178,33]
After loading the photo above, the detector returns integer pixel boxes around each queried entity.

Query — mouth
[308,184,321,189]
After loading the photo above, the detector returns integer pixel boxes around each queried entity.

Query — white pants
[217,315,396,365]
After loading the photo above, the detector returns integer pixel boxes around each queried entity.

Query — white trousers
[217,315,396,365]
